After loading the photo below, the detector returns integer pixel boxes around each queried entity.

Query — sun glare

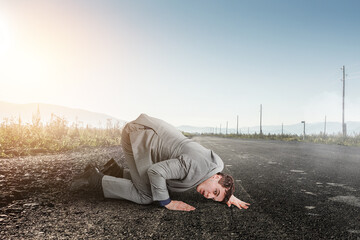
[0,17,11,56]
[0,11,56,104]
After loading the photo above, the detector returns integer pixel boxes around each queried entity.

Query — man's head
[196,172,235,203]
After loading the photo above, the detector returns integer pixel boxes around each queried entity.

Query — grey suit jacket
[128,114,224,201]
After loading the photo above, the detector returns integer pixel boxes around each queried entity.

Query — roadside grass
[3,113,359,158]
[0,114,122,158]
[192,133,360,147]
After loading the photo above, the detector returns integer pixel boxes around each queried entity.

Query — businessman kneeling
[72,114,250,211]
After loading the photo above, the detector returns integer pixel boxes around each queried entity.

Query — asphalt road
[2,137,360,239]
[191,136,360,239]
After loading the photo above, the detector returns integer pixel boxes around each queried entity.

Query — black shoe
[102,158,124,178]
[81,163,97,178]
[70,178,89,191]
[70,164,103,191]
[87,166,104,191]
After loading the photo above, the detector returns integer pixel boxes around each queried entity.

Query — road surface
[1,137,360,239]
[192,136,360,239]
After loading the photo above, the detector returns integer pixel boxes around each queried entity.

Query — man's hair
[216,172,235,203]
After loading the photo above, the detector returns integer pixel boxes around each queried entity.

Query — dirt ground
[0,146,133,239]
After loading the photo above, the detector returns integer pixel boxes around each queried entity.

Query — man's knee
[136,193,153,205]
[139,198,153,205]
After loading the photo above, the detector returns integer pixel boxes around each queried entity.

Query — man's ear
[213,174,222,180]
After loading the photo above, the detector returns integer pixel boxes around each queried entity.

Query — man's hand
[165,200,195,211]
[226,195,250,209]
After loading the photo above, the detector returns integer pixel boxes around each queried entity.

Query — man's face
[196,174,226,202]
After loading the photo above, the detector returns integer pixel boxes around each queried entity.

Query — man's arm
[147,157,195,211]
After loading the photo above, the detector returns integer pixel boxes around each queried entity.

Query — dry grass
[0,114,122,158]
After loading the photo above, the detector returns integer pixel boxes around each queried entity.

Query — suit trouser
[102,122,153,204]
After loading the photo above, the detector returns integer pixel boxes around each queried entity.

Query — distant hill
[0,101,126,128]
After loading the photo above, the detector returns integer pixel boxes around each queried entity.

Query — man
[73,114,250,211]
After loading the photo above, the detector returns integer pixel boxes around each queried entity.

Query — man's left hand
[226,195,250,209]
[165,200,196,211]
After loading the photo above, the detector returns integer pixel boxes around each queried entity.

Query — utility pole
[324,115,327,136]
[220,124,222,135]
[301,121,306,140]
[342,65,346,137]
[260,104,263,135]
[226,121,228,135]
[236,115,239,135]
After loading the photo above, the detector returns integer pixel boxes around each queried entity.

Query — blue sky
[0,0,359,128]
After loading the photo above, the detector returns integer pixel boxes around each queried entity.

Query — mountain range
[1,101,359,135]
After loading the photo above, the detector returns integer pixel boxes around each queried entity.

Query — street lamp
[301,121,306,140]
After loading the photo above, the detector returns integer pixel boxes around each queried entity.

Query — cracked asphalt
[1,136,360,239]
[194,136,360,239]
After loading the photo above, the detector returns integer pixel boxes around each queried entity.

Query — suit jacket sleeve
[147,157,189,201]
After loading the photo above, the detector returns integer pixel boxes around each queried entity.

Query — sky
[0,0,359,129]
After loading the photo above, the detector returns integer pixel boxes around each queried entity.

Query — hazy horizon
[2,101,360,134]
[1,0,359,129]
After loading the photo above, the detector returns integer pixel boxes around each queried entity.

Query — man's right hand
[165,200,195,211]
[226,195,250,209]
